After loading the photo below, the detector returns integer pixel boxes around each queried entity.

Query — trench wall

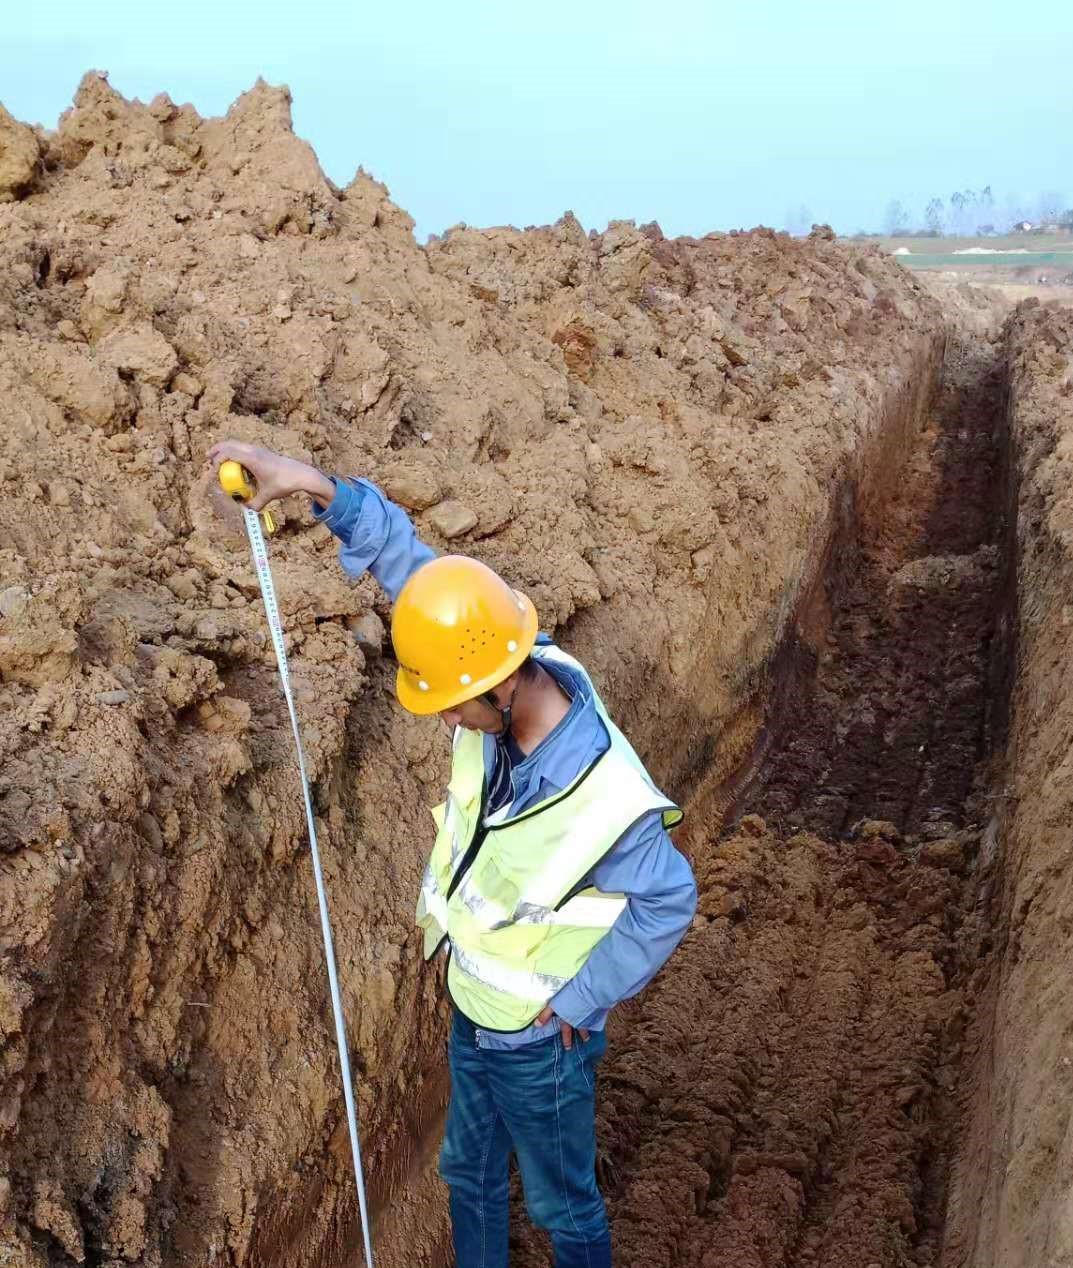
[942,301,1073,1268]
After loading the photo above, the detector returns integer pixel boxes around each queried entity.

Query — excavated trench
[500,330,1012,1267]
[2,82,1040,1268]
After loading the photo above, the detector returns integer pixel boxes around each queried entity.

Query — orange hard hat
[391,556,539,715]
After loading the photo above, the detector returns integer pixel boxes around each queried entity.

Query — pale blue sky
[3,1,1071,240]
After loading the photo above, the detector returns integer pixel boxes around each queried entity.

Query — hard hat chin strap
[482,662,534,739]
[482,689,513,738]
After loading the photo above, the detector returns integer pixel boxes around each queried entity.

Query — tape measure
[218,459,277,534]
[219,461,375,1267]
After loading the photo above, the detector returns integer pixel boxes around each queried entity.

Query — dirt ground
[984,282,1073,306]
[3,72,1073,1268]
[508,322,1008,1268]
[927,275,1073,308]
[940,300,1073,1268]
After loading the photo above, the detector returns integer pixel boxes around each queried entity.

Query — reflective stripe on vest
[415,644,683,1032]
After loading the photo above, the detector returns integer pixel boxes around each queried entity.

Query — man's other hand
[536,1005,590,1050]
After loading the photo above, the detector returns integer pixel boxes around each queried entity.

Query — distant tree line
[879,187,1073,237]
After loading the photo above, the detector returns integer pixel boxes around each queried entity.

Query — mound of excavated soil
[0,74,946,1267]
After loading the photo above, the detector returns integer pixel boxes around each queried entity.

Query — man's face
[438,674,516,733]
[439,696,502,734]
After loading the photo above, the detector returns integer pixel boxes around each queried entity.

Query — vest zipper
[430,784,492,962]
[445,784,490,904]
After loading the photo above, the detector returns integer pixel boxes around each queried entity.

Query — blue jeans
[440,1010,612,1267]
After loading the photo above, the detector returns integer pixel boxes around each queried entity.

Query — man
[208,441,697,1268]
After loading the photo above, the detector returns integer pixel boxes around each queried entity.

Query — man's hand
[206,440,336,512]
[536,1005,589,1050]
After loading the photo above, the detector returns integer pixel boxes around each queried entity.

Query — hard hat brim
[395,590,540,715]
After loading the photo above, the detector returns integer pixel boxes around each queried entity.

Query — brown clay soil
[0,73,951,1268]
[508,328,1009,1268]
[2,70,1073,1268]
[940,300,1073,1268]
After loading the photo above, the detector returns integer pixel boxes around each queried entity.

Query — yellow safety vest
[415,645,683,1032]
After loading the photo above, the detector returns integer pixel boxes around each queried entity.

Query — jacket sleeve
[312,476,437,602]
[548,811,697,1027]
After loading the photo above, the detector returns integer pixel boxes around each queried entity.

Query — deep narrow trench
[747,331,1007,844]
[507,328,1012,1268]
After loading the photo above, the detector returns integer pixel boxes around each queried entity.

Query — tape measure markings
[241,506,375,1268]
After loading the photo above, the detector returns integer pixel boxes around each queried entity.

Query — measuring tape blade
[242,507,376,1268]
